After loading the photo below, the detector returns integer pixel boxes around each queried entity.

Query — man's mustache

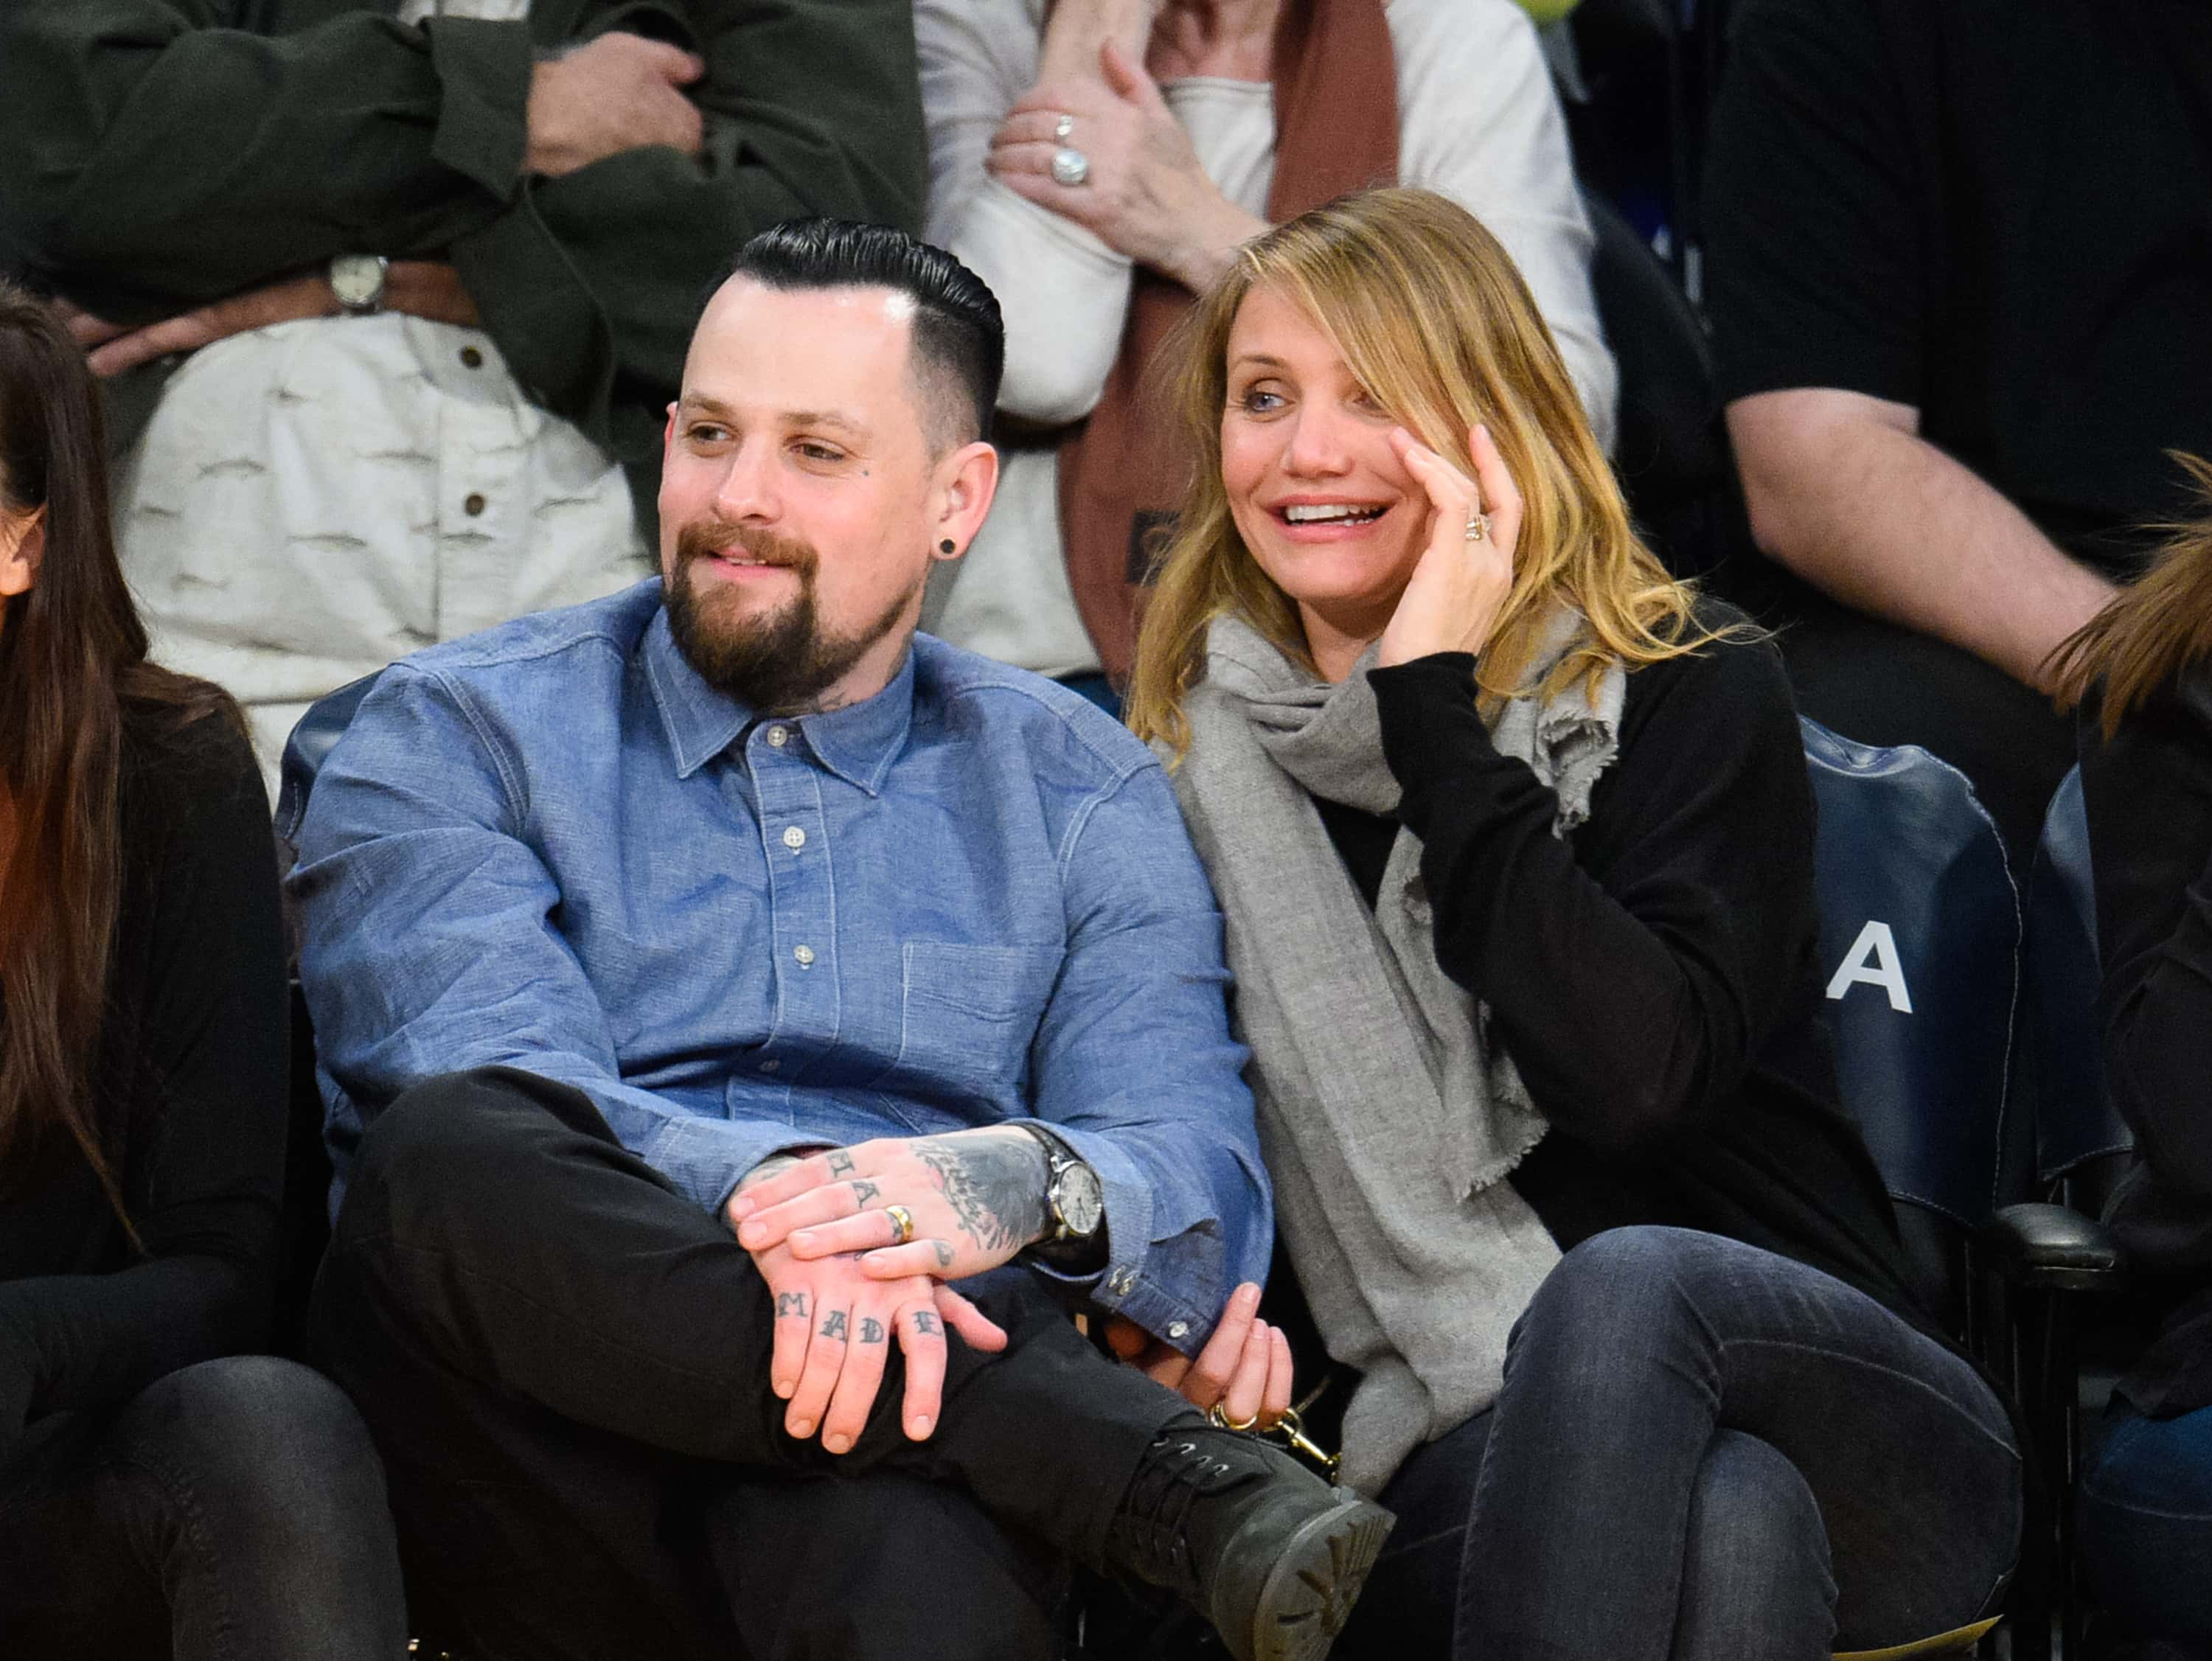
[675,520,819,575]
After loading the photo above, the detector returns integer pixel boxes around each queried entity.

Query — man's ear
[0,507,45,599]
[930,442,1000,563]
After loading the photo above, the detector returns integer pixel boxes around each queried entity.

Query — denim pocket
[883,941,1061,1103]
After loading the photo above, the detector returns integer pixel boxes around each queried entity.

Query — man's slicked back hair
[723,219,1004,450]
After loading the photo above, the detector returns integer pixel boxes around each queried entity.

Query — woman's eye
[1236,387,1285,414]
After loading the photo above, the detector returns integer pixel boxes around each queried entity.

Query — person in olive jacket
[0,0,927,784]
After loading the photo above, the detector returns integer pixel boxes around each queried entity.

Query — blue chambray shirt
[291,580,1270,1349]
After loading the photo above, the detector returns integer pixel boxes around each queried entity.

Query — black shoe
[1105,1421,1394,1661]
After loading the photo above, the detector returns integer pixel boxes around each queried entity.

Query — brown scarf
[1056,0,1399,683]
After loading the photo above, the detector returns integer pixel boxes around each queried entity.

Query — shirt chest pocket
[880,941,1062,1104]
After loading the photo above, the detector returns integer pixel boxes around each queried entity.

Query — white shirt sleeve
[1390,0,1620,453]
[915,0,1137,425]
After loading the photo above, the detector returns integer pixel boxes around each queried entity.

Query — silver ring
[1050,147,1091,188]
[1053,114,1075,142]
[1464,511,1490,543]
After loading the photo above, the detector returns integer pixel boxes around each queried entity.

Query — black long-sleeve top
[1267,619,1928,1385]
[2079,672,2212,1417]
[0,707,287,1458]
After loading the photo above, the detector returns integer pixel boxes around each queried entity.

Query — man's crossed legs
[310,1068,1388,1661]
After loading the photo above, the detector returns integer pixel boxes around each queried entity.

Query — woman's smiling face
[1220,285,1428,647]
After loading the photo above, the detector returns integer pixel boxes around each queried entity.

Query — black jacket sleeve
[2082,676,2212,1209]
[1370,636,1822,1153]
[0,716,288,1447]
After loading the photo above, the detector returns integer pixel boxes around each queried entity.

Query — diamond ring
[1051,147,1091,187]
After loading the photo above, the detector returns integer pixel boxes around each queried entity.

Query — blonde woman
[1124,189,2021,1660]
[2051,469,2212,1653]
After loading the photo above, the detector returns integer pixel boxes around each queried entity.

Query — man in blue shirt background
[293,220,1389,1661]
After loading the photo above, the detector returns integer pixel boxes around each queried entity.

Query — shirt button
[782,825,807,851]
[767,725,790,748]
[1166,1320,1189,1341]
[759,1058,780,1073]
[463,492,487,517]
[793,944,815,968]
[459,346,484,369]
[1110,1268,1135,1296]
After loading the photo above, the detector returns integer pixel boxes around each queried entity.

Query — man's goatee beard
[666,522,917,715]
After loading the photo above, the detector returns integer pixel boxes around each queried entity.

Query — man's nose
[712,440,781,522]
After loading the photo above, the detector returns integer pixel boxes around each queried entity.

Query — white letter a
[1825,919,1914,1014]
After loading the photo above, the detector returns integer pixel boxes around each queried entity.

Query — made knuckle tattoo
[776,1292,809,1319]
[819,1310,849,1341]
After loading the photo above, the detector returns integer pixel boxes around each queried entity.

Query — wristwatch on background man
[329,254,389,316]
[1017,1123,1106,1261]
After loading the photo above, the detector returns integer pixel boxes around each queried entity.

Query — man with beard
[288,219,1388,1661]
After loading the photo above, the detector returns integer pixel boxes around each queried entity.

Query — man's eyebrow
[676,394,865,437]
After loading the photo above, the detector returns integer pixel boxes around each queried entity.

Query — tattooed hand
[731,1156,1008,1448]
[728,1127,1055,1284]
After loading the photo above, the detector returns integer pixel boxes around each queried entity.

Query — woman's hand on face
[1376,422,1522,669]
[990,43,1266,291]
[1102,1281,1295,1430]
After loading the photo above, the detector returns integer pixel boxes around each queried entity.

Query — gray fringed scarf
[1169,608,1625,1494]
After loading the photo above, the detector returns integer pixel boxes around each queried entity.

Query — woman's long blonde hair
[2048,453,2212,737]
[1125,187,1734,758]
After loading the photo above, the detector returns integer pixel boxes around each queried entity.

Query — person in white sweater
[916,0,1616,686]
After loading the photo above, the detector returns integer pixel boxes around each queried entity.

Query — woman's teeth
[1283,504,1384,524]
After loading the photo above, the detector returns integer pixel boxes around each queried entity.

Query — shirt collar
[642,602,916,795]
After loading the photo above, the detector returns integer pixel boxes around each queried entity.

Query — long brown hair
[2048,453,2212,738]
[1126,187,1739,758]
[0,282,240,1238]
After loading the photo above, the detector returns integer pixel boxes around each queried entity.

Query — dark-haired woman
[2054,462,2212,1655]
[0,285,405,1656]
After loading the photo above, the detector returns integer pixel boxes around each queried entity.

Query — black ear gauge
[939,539,957,555]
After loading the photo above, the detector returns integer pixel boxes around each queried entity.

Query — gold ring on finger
[1206,1401,1262,1433]
[1464,510,1490,543]
[883,1204,915,1247]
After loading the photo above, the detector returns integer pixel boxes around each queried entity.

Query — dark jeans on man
[1761,580,2077,866]
[0,1354,406,1660]
[308,1066,1192,1661]
[1335,1228,2021,1661]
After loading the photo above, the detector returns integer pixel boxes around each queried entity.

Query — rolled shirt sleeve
[1016,764,1273,1354]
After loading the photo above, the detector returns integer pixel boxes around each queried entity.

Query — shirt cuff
[1010,1118,1215,1357]
[635,1110,825,1216]
[424,17,534,201]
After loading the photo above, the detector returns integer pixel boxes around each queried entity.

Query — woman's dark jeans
[2078,1399,2212,1650]
[0,1354,407,1659]
[1338,1227,2022,1661]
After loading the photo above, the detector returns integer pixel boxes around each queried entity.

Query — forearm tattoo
[911,1133,1048,1256]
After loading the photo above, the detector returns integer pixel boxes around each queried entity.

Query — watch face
[330,254,384,310]
[1058,1163,1105,1238]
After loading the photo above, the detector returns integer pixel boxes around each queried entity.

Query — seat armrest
[1977,1202,2128,1291]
